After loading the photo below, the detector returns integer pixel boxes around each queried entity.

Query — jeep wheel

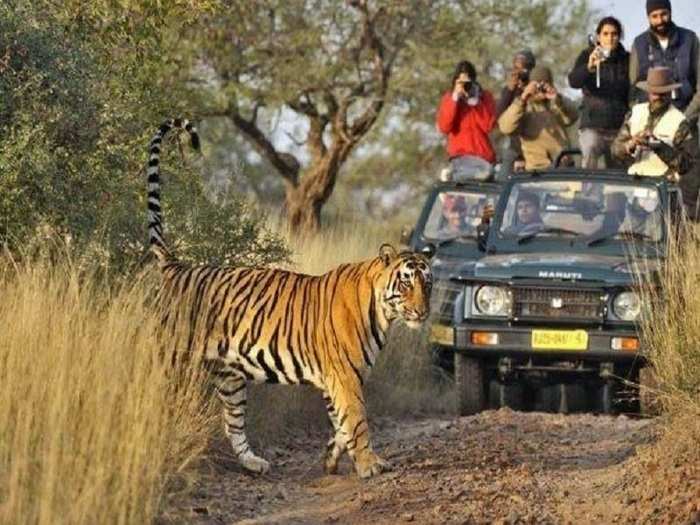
[488,380,525,411]
[454,353,486,416]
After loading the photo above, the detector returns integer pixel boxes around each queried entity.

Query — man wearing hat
[498,65,579,171]
[496,50,537,173]
[629,0,700,122]
[612,66,697,180]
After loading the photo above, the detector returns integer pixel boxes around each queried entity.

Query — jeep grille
[512,287,605,322]
[430,280,462,323]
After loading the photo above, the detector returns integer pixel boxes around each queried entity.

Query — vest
[633,26,697,110]
[628,103,686,177]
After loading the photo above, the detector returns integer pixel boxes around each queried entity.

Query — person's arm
[568,49,593,89]
[551,94,579,127]
[683,33,700,123]
[497,97,525,135]
[436,91,460,134]
[652,120,699,175]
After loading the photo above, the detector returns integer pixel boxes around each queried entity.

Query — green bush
[0,4,288,274]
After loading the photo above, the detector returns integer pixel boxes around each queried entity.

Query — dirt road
[157,408,700,524]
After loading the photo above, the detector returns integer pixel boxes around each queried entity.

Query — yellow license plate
[531,330,588,351]
[429,324,454,346]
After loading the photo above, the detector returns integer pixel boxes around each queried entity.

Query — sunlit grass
[0,256,216,525]
[636,221,700,457]
[0,217,450,524]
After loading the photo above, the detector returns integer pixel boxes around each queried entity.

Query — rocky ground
[158,410,700,525]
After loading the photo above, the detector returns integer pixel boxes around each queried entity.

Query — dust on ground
[159,410,700,525]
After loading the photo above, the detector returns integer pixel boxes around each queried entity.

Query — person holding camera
[568,16,629,169]
[498,65,579,171]
[629,0,700,218]
[436,60,497,181]
[612,67,698,182]
[496,50,537,173]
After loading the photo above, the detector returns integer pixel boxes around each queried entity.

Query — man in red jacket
[436,60,497,181]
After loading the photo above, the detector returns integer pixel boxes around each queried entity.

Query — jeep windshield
[423,190,497,243]
[495,178,664,252]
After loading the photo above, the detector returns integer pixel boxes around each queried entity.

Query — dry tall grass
[636,222,700,461]
[0,219,448,524]
[0,257,216,525]
[637,222,700,419]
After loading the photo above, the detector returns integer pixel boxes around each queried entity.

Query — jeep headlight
[474,286,512,316]
[613,291,642,321]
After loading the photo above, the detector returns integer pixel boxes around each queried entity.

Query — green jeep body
[450,169,681,415]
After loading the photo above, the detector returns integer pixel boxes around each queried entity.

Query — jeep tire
[455,353,486,415]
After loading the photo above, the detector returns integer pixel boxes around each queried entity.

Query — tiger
[146,118,432,478]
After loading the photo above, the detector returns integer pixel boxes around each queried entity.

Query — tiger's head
[377,244,433,329]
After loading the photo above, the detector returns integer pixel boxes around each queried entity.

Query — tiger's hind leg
[323,391,347,474]
[215,369,270,474]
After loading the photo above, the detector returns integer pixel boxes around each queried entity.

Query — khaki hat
[637,67,682,94]
[529,65,553,84]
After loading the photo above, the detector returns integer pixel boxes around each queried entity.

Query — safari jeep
[450,169,680,415]
[402,180,501,370]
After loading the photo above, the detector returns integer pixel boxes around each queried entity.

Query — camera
[517,69,530,84]
[536,82,548,94]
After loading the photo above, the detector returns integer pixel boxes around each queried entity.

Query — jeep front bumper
[454,323,644,362]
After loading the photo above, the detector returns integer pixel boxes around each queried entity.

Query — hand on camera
[587,46,604,72]
[520,81,540,101]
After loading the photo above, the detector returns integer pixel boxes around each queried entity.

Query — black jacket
[568,43,630,130]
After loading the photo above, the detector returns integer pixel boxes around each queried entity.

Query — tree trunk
[285,144,349,235]
[286,188,323,234]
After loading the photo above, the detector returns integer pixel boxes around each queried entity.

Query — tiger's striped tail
[146,118,201,264]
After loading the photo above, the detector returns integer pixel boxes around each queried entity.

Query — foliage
[0,2,288,273]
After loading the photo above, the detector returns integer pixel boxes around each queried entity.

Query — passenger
[591,192,628,238]
[498,65,579,171]
[436,60,497,182]
[629,0,700,218]
[503,192,545,236]
[611,67,698,180]
[439,194,470,236]
[496,49,537,173]
[568,16,630,169]
[629,0,700,123]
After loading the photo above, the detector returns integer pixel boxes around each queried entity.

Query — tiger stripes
[146,119,433,478]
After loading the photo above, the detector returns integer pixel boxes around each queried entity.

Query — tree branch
[222,102,300,187]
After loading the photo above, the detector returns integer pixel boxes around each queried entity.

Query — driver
[504,191,545,236]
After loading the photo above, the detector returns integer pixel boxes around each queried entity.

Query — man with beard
[612,67,697,183]
[629,0,700,217]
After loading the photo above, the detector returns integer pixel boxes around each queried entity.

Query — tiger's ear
[379,244,398,266]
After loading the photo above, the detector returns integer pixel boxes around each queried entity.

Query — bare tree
[192,0,434,233]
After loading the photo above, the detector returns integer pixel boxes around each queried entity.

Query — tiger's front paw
[239,452,270,474]
[354,450,391,479]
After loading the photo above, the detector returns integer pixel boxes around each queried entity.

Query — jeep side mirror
[400,226,414,246]
[421,243,436,259]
